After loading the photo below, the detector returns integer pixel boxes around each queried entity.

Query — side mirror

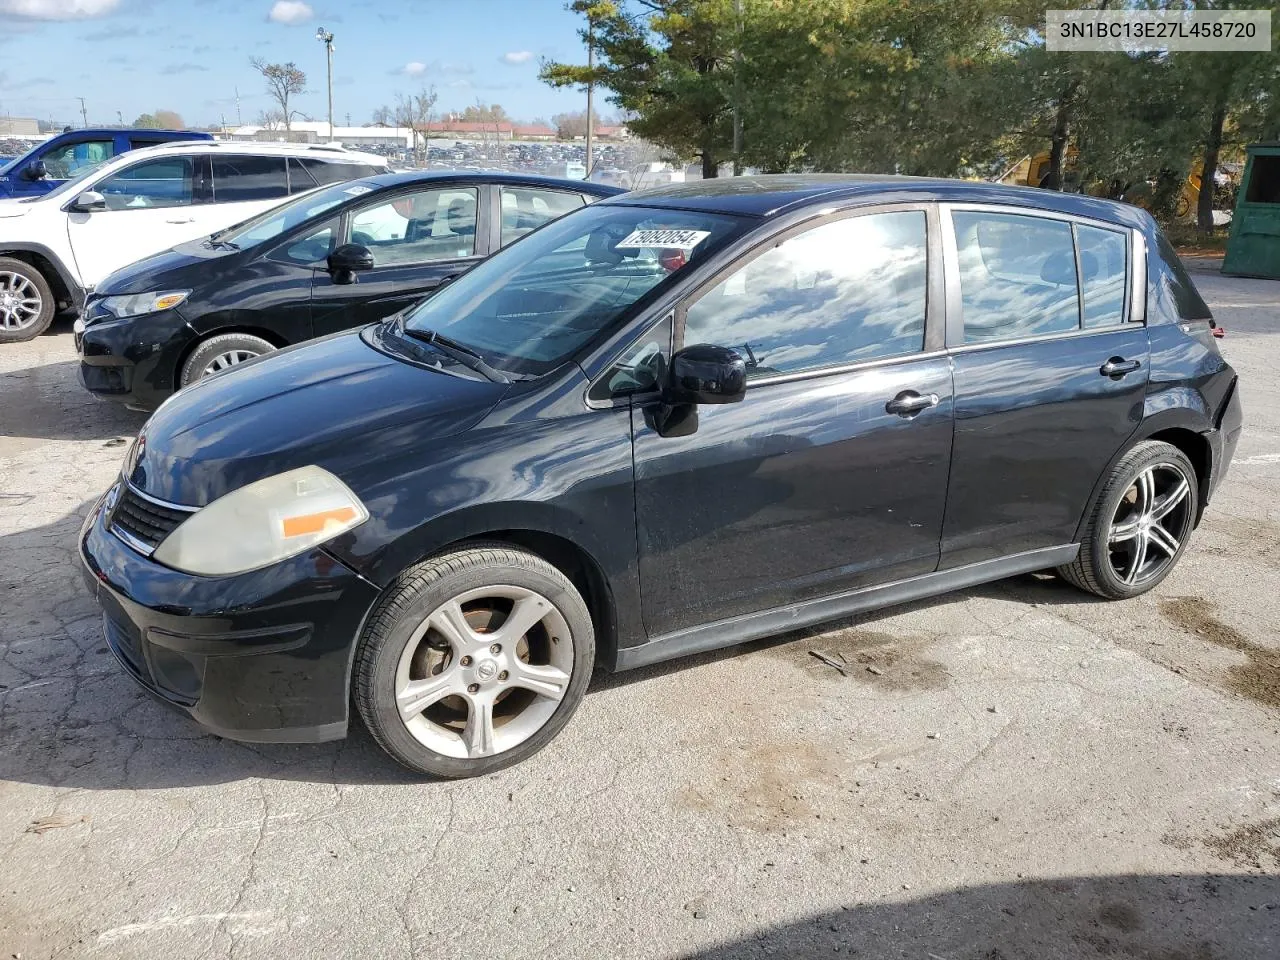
[20,160,48,182]
[664,344,747,405]
[70,190,107,212]
[327,243,375,285]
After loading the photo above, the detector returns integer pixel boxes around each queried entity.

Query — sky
[0,0,596,129]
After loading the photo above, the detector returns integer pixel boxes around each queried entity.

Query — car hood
[126,329,509,506]
[96,239,234,295]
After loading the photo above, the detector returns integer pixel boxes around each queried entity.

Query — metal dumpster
[1223,142,1280,280]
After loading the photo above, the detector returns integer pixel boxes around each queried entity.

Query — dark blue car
[0,128,211,199]
[80,175,1242,778]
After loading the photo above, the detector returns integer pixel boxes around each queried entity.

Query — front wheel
[0,257,55,343]
[1058,440,1198,600]
[180,333,275,387]
[353,544,595,778]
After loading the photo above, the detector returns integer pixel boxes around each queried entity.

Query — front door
[939,206,1149,567]
[66,154,209,289]
[311,184,489,335]
[630,207,955,638]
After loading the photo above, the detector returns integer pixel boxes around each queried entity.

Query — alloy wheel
[1106,462,1194,587]
[0,271,43,332]
[394,584,575,759]
[202,349,259,376]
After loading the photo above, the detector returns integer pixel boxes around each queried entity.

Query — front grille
[109,484,194,553]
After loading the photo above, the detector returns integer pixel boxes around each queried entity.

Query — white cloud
[0,0,120,18]
[501,50,533,65]
[268,0,312,25]
[403,61,427,77]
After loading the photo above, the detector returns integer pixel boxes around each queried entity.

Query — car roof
[47,127,209,139]
[358,170,623,196]
[92,139,389,167]
[607,174,1152,229]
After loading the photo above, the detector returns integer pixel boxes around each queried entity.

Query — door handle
[1100,357,1142,378]
[165,217,195,224]
[886,390,940,417]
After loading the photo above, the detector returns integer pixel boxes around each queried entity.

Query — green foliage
[134,110,184,129]
[544,0,1280,217]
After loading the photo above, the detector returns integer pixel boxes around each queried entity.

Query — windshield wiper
[399,326,511,384]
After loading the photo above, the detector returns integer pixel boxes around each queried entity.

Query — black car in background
[76,172,621,410]
[79,176,1242,778]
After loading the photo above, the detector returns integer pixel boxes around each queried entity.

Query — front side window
[96,157,195,209]
[953,211,1079,343]
[212,155,289,202]
[41,139,115,179]
[501,187,585,246]
[683,210,928,379]
[278,218,338,264]
[350,187,479,265]
[400,203,747,378]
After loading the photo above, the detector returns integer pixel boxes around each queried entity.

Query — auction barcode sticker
[1047,9,1271,52]
[616,228,710,250]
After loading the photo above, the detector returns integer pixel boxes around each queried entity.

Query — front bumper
[78,484,380,743]
[76,307,194,412]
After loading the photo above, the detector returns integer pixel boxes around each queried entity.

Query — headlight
[99,290,190,319]
[152,466,368,576]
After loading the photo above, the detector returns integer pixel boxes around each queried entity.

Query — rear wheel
[1058,440,1198,600]
[180,333,275,386]
[0,257,54,344]
[353,544,595,778]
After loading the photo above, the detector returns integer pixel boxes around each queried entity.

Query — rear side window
[212,155,288,202]
[288,157,319,193]
[953,212,1079,343]
[500,187,585,246]
[299,158,376,185]
[683,210,928,378]
[1077,224,1128,328]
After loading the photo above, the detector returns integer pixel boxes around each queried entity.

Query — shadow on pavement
[678,873,1279,959]
[1,357,145,443]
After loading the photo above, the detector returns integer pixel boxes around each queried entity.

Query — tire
[353,544,595,778]
[179,333,275,387]
[1058,440,1199,600]
[0,257,55,344]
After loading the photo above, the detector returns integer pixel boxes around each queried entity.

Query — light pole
[315,26,335,142]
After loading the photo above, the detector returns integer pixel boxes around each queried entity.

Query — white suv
[0,141,389,342]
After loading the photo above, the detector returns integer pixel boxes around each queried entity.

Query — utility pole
[234,86,242,126]
[584,16,594,179]
[732,0,743,176]
[315,27,335,141]
[78,97,88,127]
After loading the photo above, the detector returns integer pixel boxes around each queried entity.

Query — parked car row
[0,139,389,344]
[74,174,1242,779]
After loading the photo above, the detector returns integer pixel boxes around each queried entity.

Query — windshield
[400,203,747,378]
[217,179,370,249]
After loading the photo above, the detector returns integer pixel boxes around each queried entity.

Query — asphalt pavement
[0,261,1277,959]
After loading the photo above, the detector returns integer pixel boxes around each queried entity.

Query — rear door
[939,204,1148,567]
[311,183,489,335]
[628,205,954,637]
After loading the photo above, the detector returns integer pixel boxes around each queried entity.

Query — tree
[371,105,394,126]
[257,109,285,131]
[552,110,590,139]
[459,103,510,123]
[542,1,736,179]
[133,109,184,129]
[393,86,438,162]
[250,58,306,132]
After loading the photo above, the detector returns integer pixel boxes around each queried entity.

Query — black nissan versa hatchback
[79,175,1242,778]
[75,172,620,410]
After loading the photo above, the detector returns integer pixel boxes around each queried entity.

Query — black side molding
[615,544,1080,671]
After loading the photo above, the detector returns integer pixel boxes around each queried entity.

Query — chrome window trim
[939,202,1142,349]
